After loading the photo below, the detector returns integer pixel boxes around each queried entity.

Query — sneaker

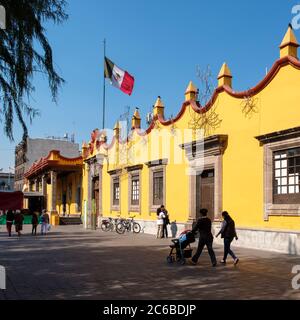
[220,260,226,264]
[191,260,197,265]
[234,258,239,266]
[212,262,217,267]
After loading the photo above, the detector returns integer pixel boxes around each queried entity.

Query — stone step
[59,216,82,225]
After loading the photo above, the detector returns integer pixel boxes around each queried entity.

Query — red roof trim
[24,150,82,178]
[94,55,300,150]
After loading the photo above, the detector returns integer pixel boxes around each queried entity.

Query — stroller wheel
[167,256,173,264]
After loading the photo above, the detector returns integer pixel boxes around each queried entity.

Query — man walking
[31,211,39,236]
[191,208,217,267]
[6,210,14,237]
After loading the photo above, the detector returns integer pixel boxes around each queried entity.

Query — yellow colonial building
[24,150,83,222]
[81,25,300,254]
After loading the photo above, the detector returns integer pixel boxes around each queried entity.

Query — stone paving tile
[0,225,300,300]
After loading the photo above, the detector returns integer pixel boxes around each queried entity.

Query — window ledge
[129,205,140,213]
[111,205,120,211]
[266,203,300,216]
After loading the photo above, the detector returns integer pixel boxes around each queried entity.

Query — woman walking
[6,210,15,237]
[216,211,239,265]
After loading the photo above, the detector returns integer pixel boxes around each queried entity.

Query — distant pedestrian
[156,205,165,239]
[31,211,39,236]
[162,207,170,238]
[191,208,217,267]
[14,210,24,237]
[6,209,15,237]
[41,210,50,235]
[216,211,239,265]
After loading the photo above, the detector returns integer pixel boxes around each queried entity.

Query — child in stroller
[167,230,195,265]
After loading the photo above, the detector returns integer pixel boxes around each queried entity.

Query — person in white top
[156,205,165,238]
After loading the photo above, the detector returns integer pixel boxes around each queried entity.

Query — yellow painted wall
[82,38,300,232]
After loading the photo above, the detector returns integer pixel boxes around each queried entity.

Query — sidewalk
[0,225,299,300]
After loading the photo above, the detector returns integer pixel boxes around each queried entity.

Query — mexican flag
[104,57,135,95]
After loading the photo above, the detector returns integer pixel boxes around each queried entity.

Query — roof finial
[217,63,232,88]
[184,81,198,101]
[279,24,299,58]
[131,107,141,129]
[153,96,165,118]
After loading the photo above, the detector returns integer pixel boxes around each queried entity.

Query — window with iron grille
[113,178,120,205]
[153,170,163,205]
[273,147,300,204]
[131,175,139,205]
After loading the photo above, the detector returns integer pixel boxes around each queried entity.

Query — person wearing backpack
[40,210,50,235]
[216,211,239,265]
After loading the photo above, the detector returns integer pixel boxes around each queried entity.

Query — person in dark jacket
[6,210,15,237]
[14,210,24,237]
[216,211,239,265]
[162,207,170,238]
[31,212,39,236]
[191,208,217,267]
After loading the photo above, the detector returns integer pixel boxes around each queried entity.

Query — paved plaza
[0,225,300,300]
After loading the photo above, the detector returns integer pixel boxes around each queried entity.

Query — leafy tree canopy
[0,0,68,141]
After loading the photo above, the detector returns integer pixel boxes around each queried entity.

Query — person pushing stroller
[167,230,195,264]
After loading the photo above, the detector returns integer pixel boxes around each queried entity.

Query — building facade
[24,150,83,218]
[14,137,80,192]
[80,26,300,254]
[0,172,15,191]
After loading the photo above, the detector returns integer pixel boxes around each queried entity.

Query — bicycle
[101,217,113,232]
[101,215,122,232]
[115,215,141,234]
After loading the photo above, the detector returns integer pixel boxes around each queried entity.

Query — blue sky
[0,0,298,172]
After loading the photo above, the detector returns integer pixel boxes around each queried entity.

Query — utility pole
[102,38,106,130]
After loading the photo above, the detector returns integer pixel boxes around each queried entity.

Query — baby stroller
[167,230,195,265]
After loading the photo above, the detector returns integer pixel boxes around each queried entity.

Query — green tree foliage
[0,0,68,140]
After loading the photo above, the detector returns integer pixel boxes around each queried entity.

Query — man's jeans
[223,238,237,261]
[192,237,217,265]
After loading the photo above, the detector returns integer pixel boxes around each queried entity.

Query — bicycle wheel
[133,222,141,233]
[101,222,110,232]
[116,222,125,234]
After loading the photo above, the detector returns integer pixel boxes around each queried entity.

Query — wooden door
[196,169,215,220]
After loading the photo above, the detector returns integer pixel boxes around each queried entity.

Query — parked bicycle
[116,215,141,234]
[101,216,122,232]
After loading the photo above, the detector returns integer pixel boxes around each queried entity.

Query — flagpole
[102,38,106,130]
